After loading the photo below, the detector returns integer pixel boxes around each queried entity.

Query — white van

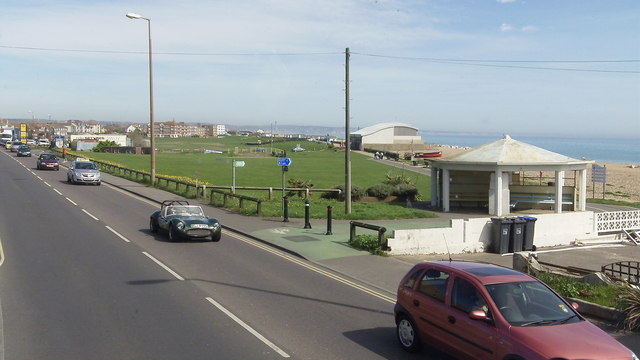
[38,138,50,146]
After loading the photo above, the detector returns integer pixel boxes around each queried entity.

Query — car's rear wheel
[150,218,159,233]
[168,226,177,242]
[397,314,421,353]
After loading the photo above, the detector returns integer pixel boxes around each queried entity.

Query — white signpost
[232,160,245,194]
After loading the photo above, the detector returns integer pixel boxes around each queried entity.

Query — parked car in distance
[150,200,222,242]
[16,145,31,157]
[10,141,23,152]
[394,260,638,360]
[37,153,60,170]
[37,138,50,147]
[26,139,36,146]
[67,159,101,185]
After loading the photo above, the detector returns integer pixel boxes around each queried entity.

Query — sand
[433,145,640,203]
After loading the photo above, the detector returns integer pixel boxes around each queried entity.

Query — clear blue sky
[1,0,638,138]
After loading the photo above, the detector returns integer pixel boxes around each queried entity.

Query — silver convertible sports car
[150,200,222,242]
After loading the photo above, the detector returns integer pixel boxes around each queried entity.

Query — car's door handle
[413,299,420,307]
[448,316,456,324]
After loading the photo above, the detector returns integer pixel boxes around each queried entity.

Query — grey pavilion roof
[432,135,592,166]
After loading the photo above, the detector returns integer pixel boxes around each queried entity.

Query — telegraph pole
[345,47,352,214]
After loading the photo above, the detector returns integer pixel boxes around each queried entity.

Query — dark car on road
[36,153,60,171]
[394,260,637,360]
[16,145,31,157]
[150,200,222,242]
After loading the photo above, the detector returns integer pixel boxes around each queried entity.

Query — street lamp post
[126,12,156,185]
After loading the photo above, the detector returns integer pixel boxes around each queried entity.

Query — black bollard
[326,205,333,235]
[283,196,289,222]
[304,200,312,229]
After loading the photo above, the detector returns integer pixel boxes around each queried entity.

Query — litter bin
[519,216,538,251]
[510,217,526,253]
[491,217,513,254]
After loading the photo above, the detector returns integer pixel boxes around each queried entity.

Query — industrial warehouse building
[349,122,423,151]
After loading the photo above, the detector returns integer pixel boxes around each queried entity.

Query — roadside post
[277,157,292,215]
[304,200,312,229]
[283,196,289,222]
[326,205,333,235]
[232,160,245,194]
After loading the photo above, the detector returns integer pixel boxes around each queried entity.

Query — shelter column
[430,167,438,207]
[442,169,450,212]
[489,170,505,216]
[578,169,587,211]
[555,171,564,213]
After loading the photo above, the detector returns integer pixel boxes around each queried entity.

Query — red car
[36,153,60,171]
[395,261,637,360]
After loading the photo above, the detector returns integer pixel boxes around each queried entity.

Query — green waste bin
[491,218,513,254]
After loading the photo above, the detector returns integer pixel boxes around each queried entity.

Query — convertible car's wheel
[150,218,159,233]
[168,226,177,242]
[397,314,421,353]
[211,232,221,242]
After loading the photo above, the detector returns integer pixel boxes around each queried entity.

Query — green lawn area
[72,136,435,220]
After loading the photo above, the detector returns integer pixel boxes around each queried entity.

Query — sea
[420,132,639,164]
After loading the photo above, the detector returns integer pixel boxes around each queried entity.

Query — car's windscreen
[41,155,57,160]
[485,281,580,327]
[76,163,97,170]
[166,206,204,217]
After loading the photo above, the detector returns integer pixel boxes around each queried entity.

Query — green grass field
[73,136,435,219]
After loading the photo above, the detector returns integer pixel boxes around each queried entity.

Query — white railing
[596,210,640,233]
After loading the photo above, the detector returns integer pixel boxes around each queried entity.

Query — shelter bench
[510,193,573,208]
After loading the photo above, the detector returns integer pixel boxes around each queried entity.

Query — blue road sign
[277,157,292,166]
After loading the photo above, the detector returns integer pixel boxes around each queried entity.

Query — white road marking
[105,226,130,243]
[81,209,99,221]
[142,252,184,281]
[54,189,63,196]
[36,176,43,181]
[65,197,77,206]
[205,297,290,358]
[0,236,4,267]
[43,181,51,187]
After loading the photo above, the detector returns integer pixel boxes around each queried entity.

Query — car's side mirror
[469,310,492,323]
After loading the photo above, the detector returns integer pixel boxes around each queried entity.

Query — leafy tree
[93,140,118,152]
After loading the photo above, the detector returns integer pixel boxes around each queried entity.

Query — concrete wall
[387,212,596,255]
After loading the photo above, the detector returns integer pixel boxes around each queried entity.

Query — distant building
[70,134,129,147]
[350,122,423,151]
[215,124,226,136]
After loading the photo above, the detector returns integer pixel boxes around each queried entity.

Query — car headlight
[176,222,185,230]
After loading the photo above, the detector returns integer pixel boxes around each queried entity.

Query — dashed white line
[36,176,43,181]
[142,252,184,281]
[54,189,63,196]
[81,209,99,221]
[205,297,290,358]
[105,226,130,243]
[43,181,51,187]
[65,197,77,206]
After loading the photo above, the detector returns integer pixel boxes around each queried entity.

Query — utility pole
[345,47,352,214]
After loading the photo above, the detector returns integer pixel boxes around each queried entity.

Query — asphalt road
[0,151,429,359]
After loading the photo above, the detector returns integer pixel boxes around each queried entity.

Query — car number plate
[192,224,209,228]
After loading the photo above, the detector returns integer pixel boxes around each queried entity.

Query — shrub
[366,184,394,199]
[383,171,415,186]
[321,184,365,201]
[287,177,314,197]
[619,287,640,331]
[349,234,386,256]
[392,184,419,201]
